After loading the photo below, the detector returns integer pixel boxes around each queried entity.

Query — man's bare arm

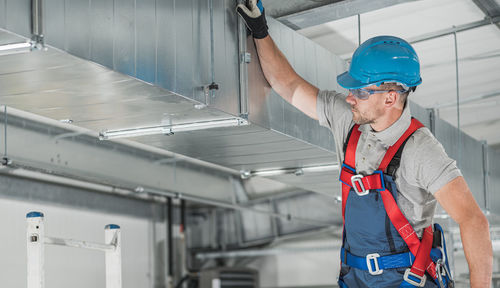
[254,36,319,120]
[434,176,492,287]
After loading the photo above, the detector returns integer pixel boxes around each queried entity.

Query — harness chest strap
[341,118,437,281]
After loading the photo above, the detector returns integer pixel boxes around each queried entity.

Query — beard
[351,107,375,125]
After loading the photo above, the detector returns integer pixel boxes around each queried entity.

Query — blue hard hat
[337,36,422,89]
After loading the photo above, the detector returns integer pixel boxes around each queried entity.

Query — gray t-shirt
[317,90,462,235]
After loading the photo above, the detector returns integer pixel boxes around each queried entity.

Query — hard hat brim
[336,71,371,90]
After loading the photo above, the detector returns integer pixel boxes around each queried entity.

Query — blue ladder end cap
[105,224,120,230]
[26,211,44,218]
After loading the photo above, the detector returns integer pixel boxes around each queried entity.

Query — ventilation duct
[0,0,497,213]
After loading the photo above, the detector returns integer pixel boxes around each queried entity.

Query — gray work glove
[236,0,269,39]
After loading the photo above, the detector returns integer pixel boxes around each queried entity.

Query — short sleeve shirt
[316,90,462,235]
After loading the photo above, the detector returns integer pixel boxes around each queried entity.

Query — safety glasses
[349,88,406,100]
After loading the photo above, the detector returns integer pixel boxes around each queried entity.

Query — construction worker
[237,1,492,287]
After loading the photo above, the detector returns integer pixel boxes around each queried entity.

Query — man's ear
[384,91,398,107]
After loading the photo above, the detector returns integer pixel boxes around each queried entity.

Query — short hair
[380,82,415,106]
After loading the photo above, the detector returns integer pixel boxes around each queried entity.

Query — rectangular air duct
[0,0,496,210]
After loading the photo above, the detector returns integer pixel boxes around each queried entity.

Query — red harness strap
[340,118,438,281]
[341,125,361,221]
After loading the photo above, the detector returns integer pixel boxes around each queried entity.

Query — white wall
[246,238,342,288]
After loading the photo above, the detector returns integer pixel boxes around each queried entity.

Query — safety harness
[339,118,452,287]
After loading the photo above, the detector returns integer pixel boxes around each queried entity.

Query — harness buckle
[366,253,383,275]
[351,175,369,196]
[403,268,427,287]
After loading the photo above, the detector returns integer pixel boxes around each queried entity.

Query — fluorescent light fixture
[0,42,32,56]
[242,164,339,179]
[100,117,248,140]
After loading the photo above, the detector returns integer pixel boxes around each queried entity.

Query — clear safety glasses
[349,88,407,100]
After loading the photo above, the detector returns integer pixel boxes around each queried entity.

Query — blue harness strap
[341,248,445,272]
[341,248,414,271]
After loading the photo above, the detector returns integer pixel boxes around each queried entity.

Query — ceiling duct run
[0,0,348,200]
[1,0,498,222]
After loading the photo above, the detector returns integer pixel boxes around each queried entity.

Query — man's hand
[237,0,268,39]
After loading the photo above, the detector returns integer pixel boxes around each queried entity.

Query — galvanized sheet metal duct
[0,0,497,215]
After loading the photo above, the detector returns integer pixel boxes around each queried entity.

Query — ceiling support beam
[276,0,419,30]
[472,0,500,30]
[409,16,500,44]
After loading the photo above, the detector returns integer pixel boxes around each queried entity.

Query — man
[237,1,492,287]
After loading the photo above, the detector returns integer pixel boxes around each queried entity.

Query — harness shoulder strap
[344,124,360,168]
[342,124,356,155]
[386,118,420,179]
[378,118,424,171]
[341,124,361,220]
[386,137,410,179]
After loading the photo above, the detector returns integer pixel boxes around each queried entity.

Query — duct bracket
[2,157,12,166]
[31,0,45,50]
[203,82,219,105]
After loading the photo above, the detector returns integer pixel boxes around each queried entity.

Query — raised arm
[237,0,319,120]
[434,176,492,287]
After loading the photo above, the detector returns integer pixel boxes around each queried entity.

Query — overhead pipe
[140,187,334,228]
[0,160,332,228]
[196,244,341,260]
[167,197,174,284]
